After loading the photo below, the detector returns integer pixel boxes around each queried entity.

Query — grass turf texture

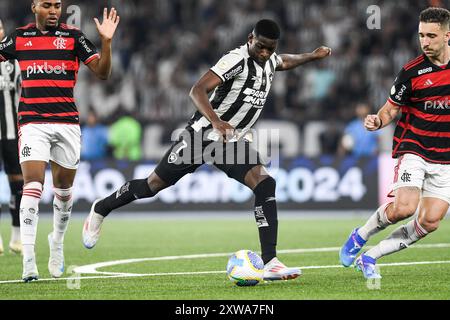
[1,216,450,299]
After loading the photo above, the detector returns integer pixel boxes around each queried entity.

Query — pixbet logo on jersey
[424,98,450,111]
[26,62,68,78]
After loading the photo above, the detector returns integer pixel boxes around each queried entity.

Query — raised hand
[94,7,120,41]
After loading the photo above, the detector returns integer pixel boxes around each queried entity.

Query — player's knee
[253,176,276,197]
[53,181,73,189]
[418,216,440,233]
[147,173,169,194]
[391,202,417,222]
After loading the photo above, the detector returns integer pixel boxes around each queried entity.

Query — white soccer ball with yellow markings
[226,250,264,286]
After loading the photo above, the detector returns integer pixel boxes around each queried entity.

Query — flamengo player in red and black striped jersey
[339,7,450,280]
[0,0,119,282]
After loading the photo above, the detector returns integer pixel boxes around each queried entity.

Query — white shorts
[391,153,450,204]
[18,123,81,170]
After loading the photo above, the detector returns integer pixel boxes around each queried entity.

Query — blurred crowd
[1,0,448,159]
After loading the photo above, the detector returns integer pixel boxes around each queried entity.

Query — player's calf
[94,178,157,217]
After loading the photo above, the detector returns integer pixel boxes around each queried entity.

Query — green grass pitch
[1,215,450,300]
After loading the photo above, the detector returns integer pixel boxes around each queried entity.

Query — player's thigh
[18,124,52,184]
[422,161,450,206]
[18,124,52,166]
[391,154,426,192]
[417,197,449,232]
[214,140,264,187]
[154,129,203,186]
[51,124,81,171]
[20,161,47,185]
[390,154,425,215]
[391,186,421,218]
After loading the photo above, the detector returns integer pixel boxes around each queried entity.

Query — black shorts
[0,139,22,175]
[155,128,264,186]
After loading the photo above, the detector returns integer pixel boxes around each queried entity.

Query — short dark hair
[419,7,450,29]
[253,19,280,40]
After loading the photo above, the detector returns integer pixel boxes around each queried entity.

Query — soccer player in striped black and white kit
[83,19,331,281]
[340,7,450,279]
[0,19,24,256]
[0,0,120,282]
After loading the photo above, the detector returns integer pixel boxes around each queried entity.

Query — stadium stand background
[2,0,445,159]
[1,0,448,211]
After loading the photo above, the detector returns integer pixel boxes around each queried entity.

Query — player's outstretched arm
[87,7,120,80]
[365,100,401,131]
[277,46,331,71]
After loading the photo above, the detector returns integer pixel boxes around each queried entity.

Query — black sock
[9,180,23,227]
[95,179,155,217]
[253,176,278,264]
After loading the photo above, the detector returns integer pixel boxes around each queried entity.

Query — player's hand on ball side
[365,114,381,131]
[212,120,235,142]
[312,46,332,59]
[94,7,120,41]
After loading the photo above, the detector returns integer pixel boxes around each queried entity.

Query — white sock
[52,187,73,244]
[366,217,428,260]
[20,182,43,260]
[358,202,393,241]
[10,226,21,244]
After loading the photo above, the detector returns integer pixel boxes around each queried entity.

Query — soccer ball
[226,250,264,286]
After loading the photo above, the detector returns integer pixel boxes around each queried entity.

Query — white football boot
[48,233,64,278]
[82,199,104,249]
[263,257,301,281]
[22,255,39,282]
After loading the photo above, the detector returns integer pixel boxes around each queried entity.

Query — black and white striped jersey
[0,59,21,140]
[188,44,282,140]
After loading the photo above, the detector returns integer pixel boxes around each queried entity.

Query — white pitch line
[1,243,450,285]
[73,242,450,275]
[2,260,450,285]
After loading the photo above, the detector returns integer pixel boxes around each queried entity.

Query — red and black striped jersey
[0,23,99,125]
[388,54,450,164]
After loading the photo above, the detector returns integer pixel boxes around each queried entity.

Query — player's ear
[248,33,254,44]
[31,0,37,14]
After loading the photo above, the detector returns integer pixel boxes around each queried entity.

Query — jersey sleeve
[210,52,245,82]
[14,60,21,91]
[0,32,17,62]
[388,68,411,106]
[274,53,283,68]
[74,31,100,65]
